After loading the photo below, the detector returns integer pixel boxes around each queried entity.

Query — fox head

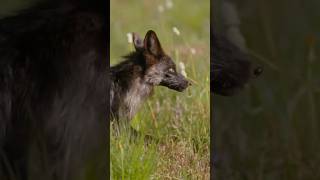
[132,30,190,92]
[211,31,263,96]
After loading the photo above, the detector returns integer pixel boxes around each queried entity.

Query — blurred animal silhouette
[211,30,263,96]
[0,0,107,179]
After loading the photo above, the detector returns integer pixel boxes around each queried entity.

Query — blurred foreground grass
[110,0,210,179]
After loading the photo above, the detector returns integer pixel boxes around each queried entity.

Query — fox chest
[121,81,153,120]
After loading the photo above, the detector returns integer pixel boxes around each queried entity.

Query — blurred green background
[213,0,320,179]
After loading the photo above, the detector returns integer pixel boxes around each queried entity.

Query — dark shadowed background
[213,0,320,179]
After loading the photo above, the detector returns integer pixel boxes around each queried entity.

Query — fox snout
[160,71,190,92]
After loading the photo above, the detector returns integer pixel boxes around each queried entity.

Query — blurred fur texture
[0,0,107,179]
[211,30,262,96]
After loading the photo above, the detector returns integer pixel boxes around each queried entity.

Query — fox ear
[132,32,144,51]
[144,30,164,56]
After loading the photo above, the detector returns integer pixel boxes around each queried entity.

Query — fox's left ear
[144,30,164,56]
[132,32,144,51]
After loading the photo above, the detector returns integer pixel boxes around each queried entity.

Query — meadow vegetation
[110,0,210,179]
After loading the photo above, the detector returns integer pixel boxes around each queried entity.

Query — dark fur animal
[0,1,107,180]
[211,30,263,96]
[110,30,189,120]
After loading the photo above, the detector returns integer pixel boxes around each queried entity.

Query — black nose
[253,66,263,77]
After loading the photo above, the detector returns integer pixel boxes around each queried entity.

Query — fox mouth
[160,79,190,92]
[167,82,189,92]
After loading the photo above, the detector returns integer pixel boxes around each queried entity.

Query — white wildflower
[172,26,180,36]
[126,33,133,43]
[179,62,187,77]
[158,5,164,13]
[190,48,196,55]
[165,0,173,9]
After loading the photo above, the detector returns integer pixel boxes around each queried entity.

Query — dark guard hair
[110,30,189,120]
[0,0,107,179]
[211,30,263,96]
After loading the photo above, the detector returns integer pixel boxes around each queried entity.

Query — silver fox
[110,30,190,120]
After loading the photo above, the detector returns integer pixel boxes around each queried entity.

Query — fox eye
[168,68,175,73]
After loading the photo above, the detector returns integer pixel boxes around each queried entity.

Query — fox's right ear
[144,30,164,56]
[132,32,144,51]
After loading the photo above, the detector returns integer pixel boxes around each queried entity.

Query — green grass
[110,0,210,179]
